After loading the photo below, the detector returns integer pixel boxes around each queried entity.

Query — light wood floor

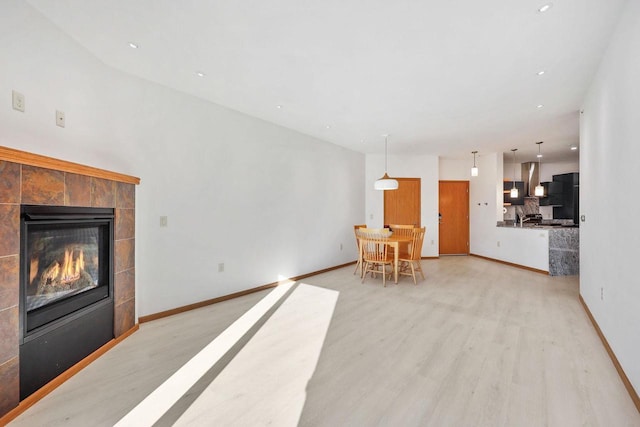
[9,256,640,426]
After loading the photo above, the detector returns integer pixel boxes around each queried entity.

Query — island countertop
[496,220,577,229]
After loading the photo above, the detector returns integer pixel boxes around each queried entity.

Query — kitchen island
[496,222,579,276]
[547,226,579,275]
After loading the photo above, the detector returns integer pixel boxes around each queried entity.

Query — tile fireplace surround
[0,146,139,417]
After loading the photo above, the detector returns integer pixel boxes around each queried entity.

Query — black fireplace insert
[19,205,115,399]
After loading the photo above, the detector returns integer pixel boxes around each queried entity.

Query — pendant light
[374,134,398,190]
[510,149,519,198]
[471,151,479,177]
[534,141,544,196]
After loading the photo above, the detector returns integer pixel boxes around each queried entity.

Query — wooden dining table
[358,234,413,284]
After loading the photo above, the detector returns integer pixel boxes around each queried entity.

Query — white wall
[0,2,365,316]
[365,154,439,257]
[439,157,473,181]
[580,0,640,394]
[470,153,502,255]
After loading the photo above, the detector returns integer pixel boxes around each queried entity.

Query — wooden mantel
[0,146,140,185]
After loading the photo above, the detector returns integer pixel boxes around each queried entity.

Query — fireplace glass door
[27,225,102,309]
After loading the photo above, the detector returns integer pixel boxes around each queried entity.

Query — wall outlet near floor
[340,243,343,251]
[601,287,604,300]
[12,90,25,112]
[218,263,224,273]
[497,241,500,247]
[431,240,434,245]
[369,213,374,220]
[159,216,168,227]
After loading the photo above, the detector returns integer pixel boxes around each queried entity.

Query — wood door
[439,181,469,255]
[384,178,421,227]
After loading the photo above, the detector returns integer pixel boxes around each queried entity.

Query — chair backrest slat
[354,224,367,251]
[388,224,414,238]
[408,227,426,260]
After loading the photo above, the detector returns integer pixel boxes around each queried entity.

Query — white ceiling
[27,0,626,163]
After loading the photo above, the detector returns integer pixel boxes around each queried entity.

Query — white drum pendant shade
[374,173,399,190]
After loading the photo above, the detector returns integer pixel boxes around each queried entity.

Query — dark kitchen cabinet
[539,181,564,206]
[552,173,579,222]
[503,181,525,205]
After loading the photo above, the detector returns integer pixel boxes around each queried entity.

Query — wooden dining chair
[353,224,367,275]
[358,230,394,287]
[388,224,414,235]
[388,224,413,254]
[398,226,426,285]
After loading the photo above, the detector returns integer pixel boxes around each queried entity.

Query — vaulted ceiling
[27,0,627,163]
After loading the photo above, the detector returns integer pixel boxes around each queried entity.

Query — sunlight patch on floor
[174,283,339,426]
[114,280,297,427]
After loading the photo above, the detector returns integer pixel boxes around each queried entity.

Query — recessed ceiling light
[571,145,578,151]
[325,125,331,129]
[128,42,139,49]
[196,71,206,77]
[276,105,282,109]
[537,104,544,109]
[537,70,546,76]
[538,4,553,13]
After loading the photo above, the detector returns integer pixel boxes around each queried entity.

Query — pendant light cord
[384,135,389,173]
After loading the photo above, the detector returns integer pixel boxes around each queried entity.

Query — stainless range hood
[521,162,540,197]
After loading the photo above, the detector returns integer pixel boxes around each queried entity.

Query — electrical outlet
[218,263,225,273]
[56,110,65,128]
[160,216,168,227]
[12,90,25,112]
[431,240,434,245]
[601,287,604,300]
[497,241,500,247]
[340,243,343,251]
[369,214,374,220]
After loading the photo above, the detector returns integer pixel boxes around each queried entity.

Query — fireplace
[19,205,115,399]
[0,149,137,418]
